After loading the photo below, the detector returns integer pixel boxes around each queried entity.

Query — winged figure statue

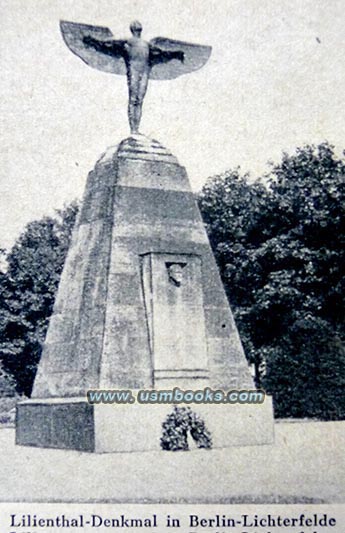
[60,20,212,134]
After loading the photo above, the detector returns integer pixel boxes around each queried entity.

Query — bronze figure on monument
[60,20,212,133]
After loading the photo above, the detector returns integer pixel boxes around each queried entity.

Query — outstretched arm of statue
[149,45,184,66]
[83,35,126,58]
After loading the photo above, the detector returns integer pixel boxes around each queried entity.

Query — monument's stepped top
[95,135,178,168]
[117,134,179,164]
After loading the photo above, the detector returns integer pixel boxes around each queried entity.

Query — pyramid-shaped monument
[16,135,273,452]
[16,19,273,452]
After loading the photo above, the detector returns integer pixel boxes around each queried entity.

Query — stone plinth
[17,396,274,452]
[16,134,274,451]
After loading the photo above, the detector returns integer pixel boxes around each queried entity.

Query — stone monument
[16,20,274,452]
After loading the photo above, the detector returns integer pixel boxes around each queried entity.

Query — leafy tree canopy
[0,203,78,396]
[198,142,345,419]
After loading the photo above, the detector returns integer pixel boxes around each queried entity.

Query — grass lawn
[0,419,343,503]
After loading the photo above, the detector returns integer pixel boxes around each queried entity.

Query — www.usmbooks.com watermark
[86,387,265,405]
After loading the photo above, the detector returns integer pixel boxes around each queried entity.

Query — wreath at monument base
[160,406,212,451]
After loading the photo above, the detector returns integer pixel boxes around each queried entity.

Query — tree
[198,142,345,420]
[263,316,345,420]
[0,361,17,397]
[0,203,78,396]
[198,168,272,373]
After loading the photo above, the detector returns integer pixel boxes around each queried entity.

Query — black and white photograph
[0,0,344,528]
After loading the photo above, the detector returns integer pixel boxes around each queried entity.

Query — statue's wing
[149,37,211,80]
[60,20,127,75]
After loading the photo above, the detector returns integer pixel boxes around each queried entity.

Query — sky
[1,0,344,250]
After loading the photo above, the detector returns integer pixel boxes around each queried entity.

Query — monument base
[16,396,274,453]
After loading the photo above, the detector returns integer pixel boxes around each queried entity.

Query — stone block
[117,158,191,192]
[115,186,200,225]
[16,399,95,451]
